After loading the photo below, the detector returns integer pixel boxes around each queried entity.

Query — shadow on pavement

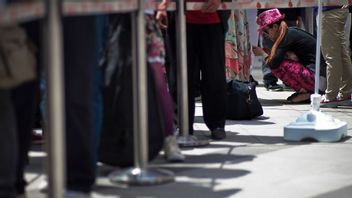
[259,98,287,106]
[94,165,249,198]
[94,183,241,198]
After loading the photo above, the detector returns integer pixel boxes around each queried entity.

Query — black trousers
[12,81,38,194]
[186,23,227,133]
[262,34,279,85]
[0,89,17,198]
[63,16,97,193]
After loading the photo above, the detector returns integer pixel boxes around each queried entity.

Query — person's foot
[250,75,259,86]
[32,129,44,144]
[264,82,283,91]
[164,135,185,162]
[211,128,226,140]
[286,92,310,104]
[320,94,352,108]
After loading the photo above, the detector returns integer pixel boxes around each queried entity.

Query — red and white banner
[0,2,43,25]
[0,0,350,24]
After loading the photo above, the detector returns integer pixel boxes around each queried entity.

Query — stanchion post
[109,0,174,185]
[311,0,323,111]
[45,0,66,197]
[133,0,148,170]
[176,0,210,146]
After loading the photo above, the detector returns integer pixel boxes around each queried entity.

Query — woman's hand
[156,0,170,28]
[252,46,266,56]
[285,51,299,61]
[201,0,220,13]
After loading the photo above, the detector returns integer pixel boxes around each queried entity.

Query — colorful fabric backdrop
[225,9,252,81]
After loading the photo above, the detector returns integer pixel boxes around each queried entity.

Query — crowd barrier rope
[1,0,350,24]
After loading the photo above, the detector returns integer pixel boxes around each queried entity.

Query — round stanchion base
[109,167,174,186]
[177,135,210,147]
[284,110,347,142]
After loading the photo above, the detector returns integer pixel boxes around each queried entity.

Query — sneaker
[265,83,284,91]
[164,135,185,162]
[320,94,351,108]
[320,95,338,108]
[211,128,226,140]
[336,94,352,106]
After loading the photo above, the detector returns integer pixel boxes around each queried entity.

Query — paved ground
[24,70,352,198]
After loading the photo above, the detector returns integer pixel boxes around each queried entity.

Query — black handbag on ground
[226,80,263,120]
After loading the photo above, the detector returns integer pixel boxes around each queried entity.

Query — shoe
[195,96,202,102]
[320,94,352,108]
[250,75,259,86]
[265,83,284,91]
[164,135,185,162]
[337,93,352,106]
[32,129,44,144]
[211,128,226,140]
[285,92,311,104]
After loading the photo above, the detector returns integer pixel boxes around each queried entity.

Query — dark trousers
[0,81,37,198]
[63,16,97,193]
[163,12,179,127]
[186,23,227,133]
[12,81,37,194]
[262,34,279,86]
[0,89,17,198]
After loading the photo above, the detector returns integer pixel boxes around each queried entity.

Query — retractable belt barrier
[0,0,350,24]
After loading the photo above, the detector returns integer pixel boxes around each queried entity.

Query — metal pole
[314,0,322,95]
[46,0,66,197]
[133,0,148,169]
[176,0,189,136]
[109,0,174,185]
[310,0,323,112]
[176,0,210,146]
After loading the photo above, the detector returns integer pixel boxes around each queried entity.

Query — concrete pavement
[25,71,352,198]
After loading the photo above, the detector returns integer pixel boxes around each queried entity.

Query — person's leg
[199,24,226,137]
[0,89,17,198]
[11,81,38,195]
[164,12,179,127]
[186,24,200,135]
[146,15,174,137]
[338,10,352,99]
[271,59,315,94]
[262,34,283,91]
[63,16,97,193]
[321,9,351,100]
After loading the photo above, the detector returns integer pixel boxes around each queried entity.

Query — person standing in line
[0,23,38,198]
[320,4,352,107]
[185,0,228,139]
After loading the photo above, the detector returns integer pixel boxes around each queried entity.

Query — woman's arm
[156,0,170,28]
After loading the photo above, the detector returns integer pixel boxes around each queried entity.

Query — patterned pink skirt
[271,59,315,93]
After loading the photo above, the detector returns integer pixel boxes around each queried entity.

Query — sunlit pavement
[25,69,352,198]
